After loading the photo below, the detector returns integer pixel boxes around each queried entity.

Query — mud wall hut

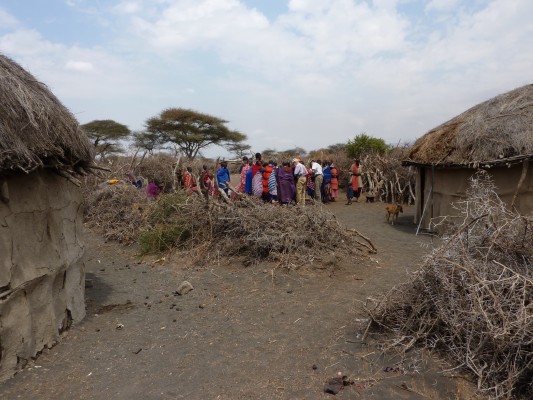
[403,84,533,231]
[0,54,95,381]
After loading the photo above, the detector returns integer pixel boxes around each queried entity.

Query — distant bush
[346,133,391,159]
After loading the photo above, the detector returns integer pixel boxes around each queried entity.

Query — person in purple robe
[146,181,161,199]
[276,161,296,204]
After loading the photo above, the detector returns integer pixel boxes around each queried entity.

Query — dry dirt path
[0,199,480,400]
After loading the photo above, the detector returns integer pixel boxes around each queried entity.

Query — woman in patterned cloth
[236,156,250,193]
[251,153,264,198]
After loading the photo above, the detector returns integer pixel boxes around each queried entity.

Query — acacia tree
[132,130,165,154]
[228,142,252,159]
[146,108,247,160]
[81,119,131,159]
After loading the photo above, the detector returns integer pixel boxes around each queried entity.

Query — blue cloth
[323,166,332,183]
[216,167,230,193]
[245,167,253,194]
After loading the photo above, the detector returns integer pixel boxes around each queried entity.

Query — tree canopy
[81,119,131,159]
[132,130,165,153]
[228,142,252,159]
[145,108,247,160]
[346,133,390,158]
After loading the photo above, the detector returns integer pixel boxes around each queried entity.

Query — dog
[385,203,403,225]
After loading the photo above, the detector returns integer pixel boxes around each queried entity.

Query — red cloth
[183,171,195,189]
[262,165,273,193]
[237,164,250,192]
[251,162,262,177]
[330,166,339,190]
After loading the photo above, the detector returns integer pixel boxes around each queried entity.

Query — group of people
[107,154,364,206]
[181,153,364,206]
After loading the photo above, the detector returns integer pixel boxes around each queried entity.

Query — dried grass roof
[404,84,533,168]
[0,54,94,176]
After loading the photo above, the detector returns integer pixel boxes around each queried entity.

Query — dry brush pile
[84,183,151,244]
[366,172,533,399]
[166,193,375,267]
[83,183,375,268]
[358,146,416,204]
[330,145,415,205]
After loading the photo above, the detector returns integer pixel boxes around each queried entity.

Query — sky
[0,0,532,158]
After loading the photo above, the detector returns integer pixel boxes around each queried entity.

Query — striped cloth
[268,169,277,195]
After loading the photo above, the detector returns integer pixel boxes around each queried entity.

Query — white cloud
[114,1,143,14]
[65,60,94,72]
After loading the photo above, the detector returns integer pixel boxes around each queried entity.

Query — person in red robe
[183,167,200,195]
[330,162,339,201]
[347,159,361,205]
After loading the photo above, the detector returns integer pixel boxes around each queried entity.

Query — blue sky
[1,0,532,157]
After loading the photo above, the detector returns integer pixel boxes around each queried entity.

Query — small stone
[176,281,194,296]
[199,304,205,309]
[312,364,318,370]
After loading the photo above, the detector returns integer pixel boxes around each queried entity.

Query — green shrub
[148,192,188,224]
[138,192,193,254]
[138,224,191,254]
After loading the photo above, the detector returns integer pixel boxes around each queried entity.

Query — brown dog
[385,203,403,225]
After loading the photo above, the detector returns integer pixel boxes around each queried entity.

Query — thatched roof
[404,84,533,168]
[0,54,95,178]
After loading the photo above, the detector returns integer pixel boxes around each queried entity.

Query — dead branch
[365,172,533,400]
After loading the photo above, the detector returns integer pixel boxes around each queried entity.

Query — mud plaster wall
[414,164,533,230]
[0,169,85,382]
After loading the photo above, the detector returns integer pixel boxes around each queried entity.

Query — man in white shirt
[311,160,323,202]
[293,158,307,205]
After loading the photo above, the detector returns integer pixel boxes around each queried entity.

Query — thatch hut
[0,54,95,381]
[403,84,533,231]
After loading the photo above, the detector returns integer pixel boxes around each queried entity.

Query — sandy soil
[0,197,483,400]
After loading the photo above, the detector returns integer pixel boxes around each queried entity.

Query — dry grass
[366,172,533,399]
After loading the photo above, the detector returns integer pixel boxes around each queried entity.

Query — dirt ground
[0,197,483,400]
